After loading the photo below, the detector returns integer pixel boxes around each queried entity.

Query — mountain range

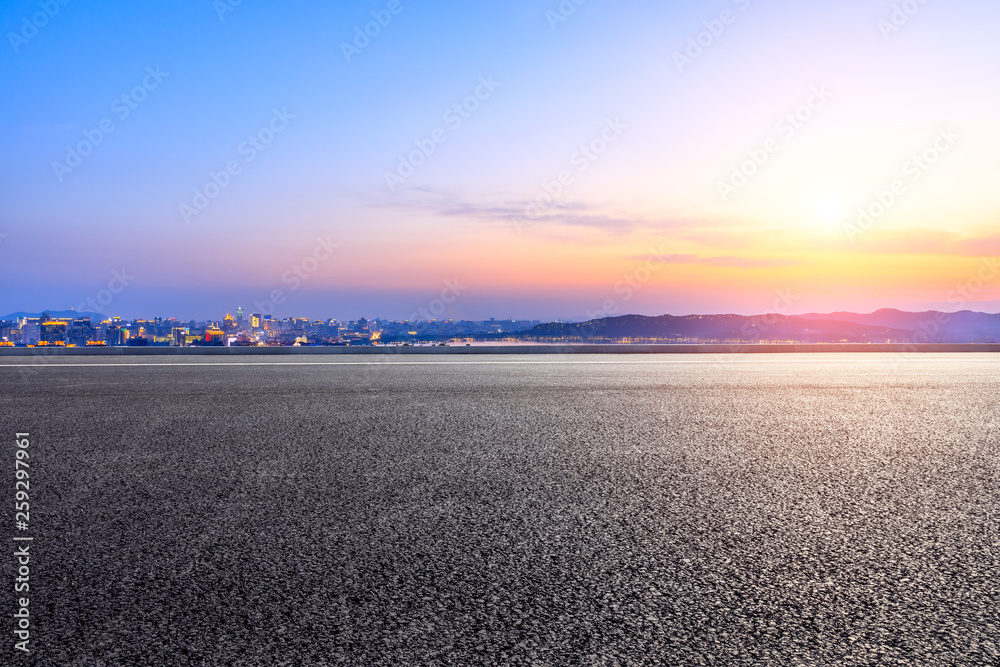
[1,310,106,321]
[515,310,1000,344]
[798,309,1000,334]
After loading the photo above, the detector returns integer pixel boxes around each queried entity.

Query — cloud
[625,253,799,268]
[369,187,701,234]
[669,226,788,250]
[852,228,1000,257]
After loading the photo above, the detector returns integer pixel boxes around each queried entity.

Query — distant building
[19,324,40,345]
[68,317,94,346]
[204,328,225,345]
[251,313,261,330]
[106,326,126,347]
[40,319,68,344]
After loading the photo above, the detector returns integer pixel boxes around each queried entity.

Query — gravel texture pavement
[1,354,998,665]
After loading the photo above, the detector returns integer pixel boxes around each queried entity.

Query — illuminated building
[68,317,95,346]
[204,328,225,345]
[106,326,126,347]
[40,319,68,343]
[251,313,262,329]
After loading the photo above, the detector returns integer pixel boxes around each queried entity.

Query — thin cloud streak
[625,253,800,268]
[369,187,703,234]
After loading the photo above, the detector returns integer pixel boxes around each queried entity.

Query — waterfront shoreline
[2,343,1000,356]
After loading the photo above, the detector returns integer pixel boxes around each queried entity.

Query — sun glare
[797,182,850,230]
[815,195,844,222]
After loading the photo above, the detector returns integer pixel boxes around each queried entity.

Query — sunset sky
[3,0,999,320]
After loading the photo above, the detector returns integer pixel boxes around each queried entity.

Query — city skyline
[4,1,1000,320]
[8,297,1000,329]
[7,305,1000,348]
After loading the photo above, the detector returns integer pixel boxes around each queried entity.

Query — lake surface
[2,354,998,664]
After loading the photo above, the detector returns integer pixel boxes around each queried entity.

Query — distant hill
[0,310,106,321]
[517,314,912,343]
[800,309,1000,342]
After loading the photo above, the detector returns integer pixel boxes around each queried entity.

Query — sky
[2,0,1000,321]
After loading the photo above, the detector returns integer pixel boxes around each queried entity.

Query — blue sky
[3,0,1000,320]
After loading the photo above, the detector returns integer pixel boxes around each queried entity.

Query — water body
[2,354,997,664]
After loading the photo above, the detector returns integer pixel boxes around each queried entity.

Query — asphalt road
[1,354,998,665]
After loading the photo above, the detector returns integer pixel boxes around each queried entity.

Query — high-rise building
[106,326,126,347]
[19,323,40,345]
[251,313,262,329]
[68,317,95,346]
[236,306,244,323]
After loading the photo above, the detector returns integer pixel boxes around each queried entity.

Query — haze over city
[4,0,1000,320]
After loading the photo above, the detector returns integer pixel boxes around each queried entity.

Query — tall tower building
[236,306,244,322]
